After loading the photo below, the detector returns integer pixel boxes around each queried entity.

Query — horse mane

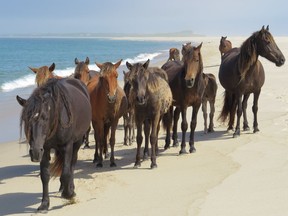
[20,79,73,141]
[238,31,261,81]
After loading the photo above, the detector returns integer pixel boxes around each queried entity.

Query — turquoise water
[0,37,181,143]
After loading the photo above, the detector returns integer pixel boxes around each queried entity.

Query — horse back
[203,73,217,101]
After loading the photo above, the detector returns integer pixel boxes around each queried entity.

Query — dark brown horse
[219,36,232,57]
[87,60,128,167]
[167,48,180,62]
[74,57,100,148]
[29,63,61,86]
[126,59,172,168]
[161,42,206,154]
[202,73,218,133]
[123,70,135,146]
[219,26,285,137]
[18,78,91,211]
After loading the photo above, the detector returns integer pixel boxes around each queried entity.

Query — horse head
[182,42,203,88]
[126,59,150,105]
[20,90,54,162]
[96,59,122,103]
[29,63,56,87]
[74,57,90,84]
[255,25,285,66]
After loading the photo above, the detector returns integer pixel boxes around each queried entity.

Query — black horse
[218,26,285,137]
[18,78,91,211]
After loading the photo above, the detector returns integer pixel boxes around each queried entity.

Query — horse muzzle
[275,56,285,67]
[136,96,146,106]
[29,148,44,162]
[107,93,117,104]
[185,79,195,88]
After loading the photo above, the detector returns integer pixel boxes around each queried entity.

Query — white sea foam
[0,52,162,92]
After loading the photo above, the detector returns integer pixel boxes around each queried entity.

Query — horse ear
[261,25,265,32]
[49,63,55,72]
[126,61,132,70]
[143,59,150,69]
[114,59,122,69]
[266,25,269,31]
[75,58,79,65]
[95,62,103,69]
[16,95,26,106]
[197,42,203,50]
[85,57,90,65]
[28,66,38,74]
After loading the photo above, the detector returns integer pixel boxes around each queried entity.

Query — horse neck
[238,36,258,81]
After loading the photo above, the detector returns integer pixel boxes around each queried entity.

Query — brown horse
[123,70,135,146]
[74,57,100,148]
[202,73,218,133]
[87,60,128,167]
[74,57,99,85]
[126,59,172,168]
[167,48,180,62]
[161,42,206,154]
[29,63,61,86]
[18,78,91,211]
[219,26,285,137]
[219,36,232,57]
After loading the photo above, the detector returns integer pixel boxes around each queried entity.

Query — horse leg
[109,121,118,167]
[150,114,161,169]
[164,106,173,149]
[95,124,104,167]
[189,103,201,153]
[123,113,128,146]
[233,95,243,138]
[134,122,143,168]
[228,95,237,131]
[242,94,250,131]
[83,125,91,149]
[37,150,50,211]
[202,99,208,134]
[252,90,261,133]
[143,119,150,160]
[180,107,188,154]
[92,124,99,163]
[208,99,215,132]
[172,107,180,147]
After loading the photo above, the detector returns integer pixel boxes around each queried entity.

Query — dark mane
[20,78,73,141]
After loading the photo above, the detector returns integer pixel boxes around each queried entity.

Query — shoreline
[1,36,288,215]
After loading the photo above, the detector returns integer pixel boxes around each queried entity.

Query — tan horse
[219,36,232,57]
[29,63,61,86]
[87,60,128,167]
[167,48,180,62]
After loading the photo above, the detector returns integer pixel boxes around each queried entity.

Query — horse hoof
[37,202,49,212]
[96,163,103,168]
[150,163,158,169]
[179,149,187,155]
[189,148,196,153]
[134,163,141,168]
[243,126,250,131]
[253,128,260,133]
[164,145,170,150]
[110,162,117,167]
[233,133,240,138]
[208,128,215,133]
[61,191,76,199]
[83,145,90,149]
[172,142,179,147]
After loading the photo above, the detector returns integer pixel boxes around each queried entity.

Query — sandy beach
[0,35,288,216]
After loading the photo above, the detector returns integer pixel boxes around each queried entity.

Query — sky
[0,0,287,36]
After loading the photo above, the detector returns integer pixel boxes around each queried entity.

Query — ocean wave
[0,52,162,92]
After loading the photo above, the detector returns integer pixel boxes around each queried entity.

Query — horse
[74,57,100,148]
[18,78,91,211]
[161,42,206,154]
[123,70,135,146]
[29,63,61,86]
[219,36,232,57]
[167,48,180,62]
[218,26,285,137]
[87,60,128,167]
[202,73,218,133]
[126,59,172,168]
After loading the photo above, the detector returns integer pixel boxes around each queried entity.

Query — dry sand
[0,36,288,216]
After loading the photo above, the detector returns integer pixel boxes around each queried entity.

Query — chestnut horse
[126,59,172,168]
[219,36,232,57]
[219,26,285,137]
[74,57,100,148]
[87,60,128,167]
[202,73,218,133]
[161,42,206,154]
[167,48,180,62]
[29,63,61,86]
[18,78,91,211]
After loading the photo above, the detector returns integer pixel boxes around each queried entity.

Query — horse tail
[218,90,236,123]
[49,150,63,177]
[162,106,173,131]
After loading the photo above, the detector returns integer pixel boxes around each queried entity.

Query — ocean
[0,37,181,143]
